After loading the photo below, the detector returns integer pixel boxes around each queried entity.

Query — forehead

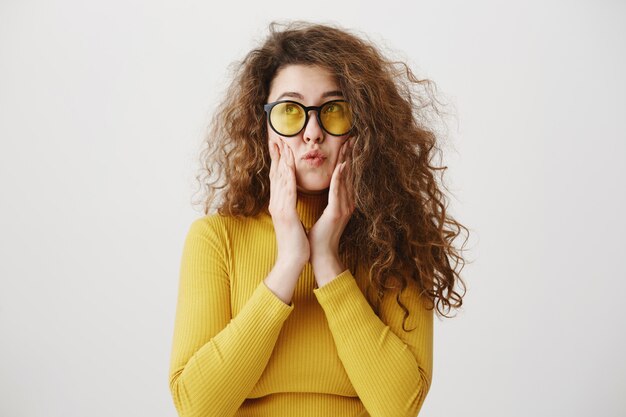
[268,64,340,102]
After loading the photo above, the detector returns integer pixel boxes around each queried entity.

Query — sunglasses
[263,99,353,137]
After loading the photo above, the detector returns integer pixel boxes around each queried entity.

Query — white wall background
[1,0,624,416]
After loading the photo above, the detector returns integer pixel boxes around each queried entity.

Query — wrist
[276,255,307,271]
[312,256,345,287]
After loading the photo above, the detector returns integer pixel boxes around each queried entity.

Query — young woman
[168,21,468,417]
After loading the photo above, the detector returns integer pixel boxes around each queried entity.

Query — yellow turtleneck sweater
[168,190,434,417]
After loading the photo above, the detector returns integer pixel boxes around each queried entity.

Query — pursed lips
[302,151,327,160]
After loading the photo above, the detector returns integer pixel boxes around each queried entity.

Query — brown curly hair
[192,20,470,329]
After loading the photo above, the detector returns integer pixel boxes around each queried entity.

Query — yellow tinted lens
[320,101,352,135]
[270,102,305,136]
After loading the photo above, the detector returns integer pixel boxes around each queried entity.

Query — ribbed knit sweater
[168,189,434,417]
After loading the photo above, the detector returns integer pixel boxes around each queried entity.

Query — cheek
[267,136,298,159]
[284,142,299,159]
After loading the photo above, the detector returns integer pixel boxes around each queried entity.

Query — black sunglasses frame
[263,99,353,137]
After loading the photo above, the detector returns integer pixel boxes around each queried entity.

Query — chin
[297,182,330,193]
[296,172,331,193]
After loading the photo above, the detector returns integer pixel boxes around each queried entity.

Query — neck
[295,187,329,231]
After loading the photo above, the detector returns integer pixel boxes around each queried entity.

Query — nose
[303,110,324,143]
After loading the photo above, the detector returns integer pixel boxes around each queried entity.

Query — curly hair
[192,20,470,329]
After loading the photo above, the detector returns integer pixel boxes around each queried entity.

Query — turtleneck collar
[295,188,329,231]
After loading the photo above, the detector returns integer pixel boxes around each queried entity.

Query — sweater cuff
[256,279,296,315]
[312,268,364,310]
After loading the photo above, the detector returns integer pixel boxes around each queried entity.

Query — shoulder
[186,213,230,242]
[187,211,261,238]
[190,212,227,228]
[186,211,272,247]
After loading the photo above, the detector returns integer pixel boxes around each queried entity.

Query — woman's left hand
[308,137,356,283]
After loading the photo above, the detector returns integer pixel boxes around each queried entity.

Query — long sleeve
[313,269,434,417]
[168,217,295,417]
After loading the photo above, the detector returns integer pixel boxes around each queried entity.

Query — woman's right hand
[268,138,310,269]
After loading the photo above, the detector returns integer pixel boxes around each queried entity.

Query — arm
[313,268,434,417]
[168,217,295,417]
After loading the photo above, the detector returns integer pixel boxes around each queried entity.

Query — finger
[345,138,355,162]
[275,140,289,191]
[269,142,278,178]
[277,139,285,171]
[278,139,289,174]
[285,140,296,169]
[344,161,356,210]
[340,161,347,176]
[272,140,280,160]
[279,140,295,185]
[339,140,349,164]
[329,161,344,198]
[344,137,354,162]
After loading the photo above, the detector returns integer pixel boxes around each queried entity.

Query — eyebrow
[275,90,344,101]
